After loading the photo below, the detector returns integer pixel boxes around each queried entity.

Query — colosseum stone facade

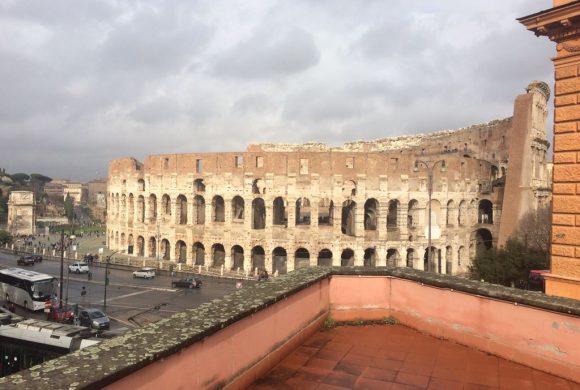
[106,81,551,276]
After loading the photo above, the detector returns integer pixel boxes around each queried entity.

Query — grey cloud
[213,28,320,79]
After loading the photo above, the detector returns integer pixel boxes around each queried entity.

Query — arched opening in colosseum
[120,233,126,251]
[364,248,376,267]
[474,228,493,254]
[162,194,171,217]
[121,194,126,218]
[161,239,170,260]
[364,199,378,231]
[176,240,187,263]
[295,248,310,269]
[212,196,225,222]
[192,242,205,265]
[317,249,333,266]
[115,231,119,247]
[212,244,225,267]
[426,200,441,231]
[251,246,265,271]
[194,179,205,193]
[423,246,438,272]
[194,195,205,224]
[406,248,415,268]
[272,247,287,274]
[252,179,265,195]
[252,198,266,229]
[458,246,465,268]
[148,237,156,258]
[446,200,456,227]
[115,194,120,216]
[341,200,356,236]
[273,197,286,226]
[387,200,399,229]
[387,249,399,267]
[138,179,145,191]
[176,195,187,225]
[232,196,244,222]
[446,246,452,274]
[138,195,145,223]
[408,200,420,230]
[137,236,145,257]
[296,197,311,225]
[231,245,244,270]
[491,165,499,181]
[149,194,157,222]
[478,200,493,224]
[128,234,134,254]
[342,180,356,197]
[318,199,333,226]
[128,194,134,222]
[341,249,354,266]
[458,200,467,226]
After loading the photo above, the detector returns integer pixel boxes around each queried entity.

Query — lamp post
[103,250,120,310]
[414,159,446,273]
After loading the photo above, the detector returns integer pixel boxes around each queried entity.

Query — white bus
[0,268,57,311]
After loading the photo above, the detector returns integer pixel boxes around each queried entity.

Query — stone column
[287,251,295,273]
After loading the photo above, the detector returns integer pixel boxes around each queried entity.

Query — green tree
[0,230,12,246]
[11,173,30,183]
[29,173,52,183]
[470,239,548,288]
[64,193,74,223]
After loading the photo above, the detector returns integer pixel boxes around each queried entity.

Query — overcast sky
[0,0,553,182]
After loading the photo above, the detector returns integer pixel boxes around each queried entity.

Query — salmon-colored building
[519,0,580,300]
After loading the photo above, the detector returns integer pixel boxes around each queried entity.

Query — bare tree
[514,204,551,254]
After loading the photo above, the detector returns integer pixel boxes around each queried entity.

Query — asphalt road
[0,251,241,333]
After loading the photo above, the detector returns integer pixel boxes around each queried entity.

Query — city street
[0,251,241,333]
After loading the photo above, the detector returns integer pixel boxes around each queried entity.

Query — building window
[163,158,169,169]
[389,158,398,171]
[346,157,354,169]
[256,156,264,168]
[196,159,202,173]
[300,159,309,174]
[235,156,243,168]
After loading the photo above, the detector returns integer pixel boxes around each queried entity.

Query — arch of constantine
[106,81,551,276]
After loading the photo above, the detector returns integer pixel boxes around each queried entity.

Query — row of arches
[107,228,493,275]
[109,193,495,234]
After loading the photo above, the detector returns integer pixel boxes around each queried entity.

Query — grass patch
[323,316,398,330]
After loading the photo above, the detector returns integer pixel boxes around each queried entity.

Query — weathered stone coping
[0,267,578,389]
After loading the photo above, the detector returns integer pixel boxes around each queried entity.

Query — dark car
[47,305,74,324]
[172,277,202,289]
[79,308,110,330]
[33,255,43,263]
[17,256,35,266]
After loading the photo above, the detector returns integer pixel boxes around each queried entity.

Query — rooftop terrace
[0,268,578,389]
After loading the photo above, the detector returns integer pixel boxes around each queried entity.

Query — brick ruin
[106,82,551,276]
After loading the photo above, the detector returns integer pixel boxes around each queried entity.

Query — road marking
[94,290,151,304]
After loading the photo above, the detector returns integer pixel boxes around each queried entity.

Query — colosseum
[106,81,551,276]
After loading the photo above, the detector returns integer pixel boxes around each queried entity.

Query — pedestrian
[81,286,87,297]
[8,302,15,313]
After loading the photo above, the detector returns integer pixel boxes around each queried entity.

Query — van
[68,262,90,274]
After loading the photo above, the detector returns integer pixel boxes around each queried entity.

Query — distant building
[87,179,107,221]
[7,191,35,235]
[62,182,86,206]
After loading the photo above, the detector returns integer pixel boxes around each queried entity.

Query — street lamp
[414,159,446,273]
[103,250,121,310]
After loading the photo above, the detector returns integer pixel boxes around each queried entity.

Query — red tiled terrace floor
[248,324,580,390]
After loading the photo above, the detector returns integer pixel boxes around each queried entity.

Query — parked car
[17,256,35,266]
[133,267,156,279]
[47,305,74,324]
[33,255,43,263]
[172,277,202,289]
[68,262,90,274]
[79,308,110,330]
